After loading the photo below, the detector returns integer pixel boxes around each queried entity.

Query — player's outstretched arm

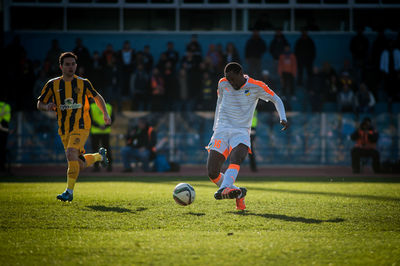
[93,95,111,125]
[280,119,289,131]
[269,94,288,131]
[37,101,56,112]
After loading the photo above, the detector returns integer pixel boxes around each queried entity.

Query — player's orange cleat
[214,187,241,200]
[236,187,247,210]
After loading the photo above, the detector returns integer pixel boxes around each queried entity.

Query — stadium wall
[7,111,399,167]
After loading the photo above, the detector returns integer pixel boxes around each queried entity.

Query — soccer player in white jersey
[206,62,288,210]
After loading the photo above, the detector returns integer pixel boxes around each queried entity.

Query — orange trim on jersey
[248,147,252,154]
[248,78,275,96]
[228,164,240,171]
[210,173,222,184]
[219,77,228,84]
[222,146,232,159]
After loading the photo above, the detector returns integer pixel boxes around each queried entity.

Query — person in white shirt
[206,62,288,210]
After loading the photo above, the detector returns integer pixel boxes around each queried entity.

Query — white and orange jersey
[213,75,286,131]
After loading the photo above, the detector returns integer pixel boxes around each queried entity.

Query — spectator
[89,99,114,172]
[294,29,316,86]
[245,30,267,79]
[156,53,169,74]
[136,45,153,74]
[269,29,289,79]
[206,44,223,71]
[121,118,157,173]
[33,69,48,100]
[355,83,376,113]
[215,43,225,74]
[350,27,369,85]
[45,39,62,76]
[150,67,166,111]
[198,71,215,111]
[177,68,193,111]
[224,42,241,65]
[73,38,92,74]
[102,44,116,67]
[278,44,297,98]
[162,41,179,70]
[181,51,202,106]
[307,66,324,112]
[339,59,355,81]
[371,28,388,73]
[337,82,355,113]
[163,61,179,111]
[117,40,136,98]
[351,117,380,174]
[89,51,104,90]
[102,54,121,112]
[380,40,400,101]
[395,31,400,50]
[325,74,340,103]
[130,64,150,111]
[339,71,355,91]
[186,34,202,62]
[321,61,338,102]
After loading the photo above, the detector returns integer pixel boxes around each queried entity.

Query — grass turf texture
[1,175,400,265]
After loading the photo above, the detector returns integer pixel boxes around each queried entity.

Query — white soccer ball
[173,183,195,206]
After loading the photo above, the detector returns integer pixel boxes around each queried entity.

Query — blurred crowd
[3,28,400,114]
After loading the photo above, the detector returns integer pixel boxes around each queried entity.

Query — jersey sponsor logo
[244,89,250,96]
[60,98,82,111]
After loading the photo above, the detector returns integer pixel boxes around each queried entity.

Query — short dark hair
[59,52,77,65]
[224,62,242,74]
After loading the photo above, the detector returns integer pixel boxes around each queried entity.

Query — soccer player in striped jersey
[206,62,288,210]
[37,52,112,202]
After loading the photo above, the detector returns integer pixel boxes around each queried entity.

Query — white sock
[220,164,240,188]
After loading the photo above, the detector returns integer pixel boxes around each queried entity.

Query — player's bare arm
[37,101,56,112]
[94,95,111,125]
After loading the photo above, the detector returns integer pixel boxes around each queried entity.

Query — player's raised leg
[80,147,109,169]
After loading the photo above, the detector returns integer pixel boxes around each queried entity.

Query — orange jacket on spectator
[278,53,297,77]
[351,118,379,150]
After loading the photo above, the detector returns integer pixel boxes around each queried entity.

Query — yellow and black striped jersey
[38,74,98,135]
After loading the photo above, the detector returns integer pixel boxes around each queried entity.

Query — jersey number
[213,139,221,149]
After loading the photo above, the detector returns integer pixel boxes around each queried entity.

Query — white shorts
[206,128,252,159]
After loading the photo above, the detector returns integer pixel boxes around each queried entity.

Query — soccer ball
[173,183,195,206]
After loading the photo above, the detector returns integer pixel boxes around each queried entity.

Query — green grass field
[1,175,400,265]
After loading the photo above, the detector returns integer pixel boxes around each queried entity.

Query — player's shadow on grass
[185,212,206,216]
[86,205,147,214]
[228,211,345,224]
[241,187,400,203]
